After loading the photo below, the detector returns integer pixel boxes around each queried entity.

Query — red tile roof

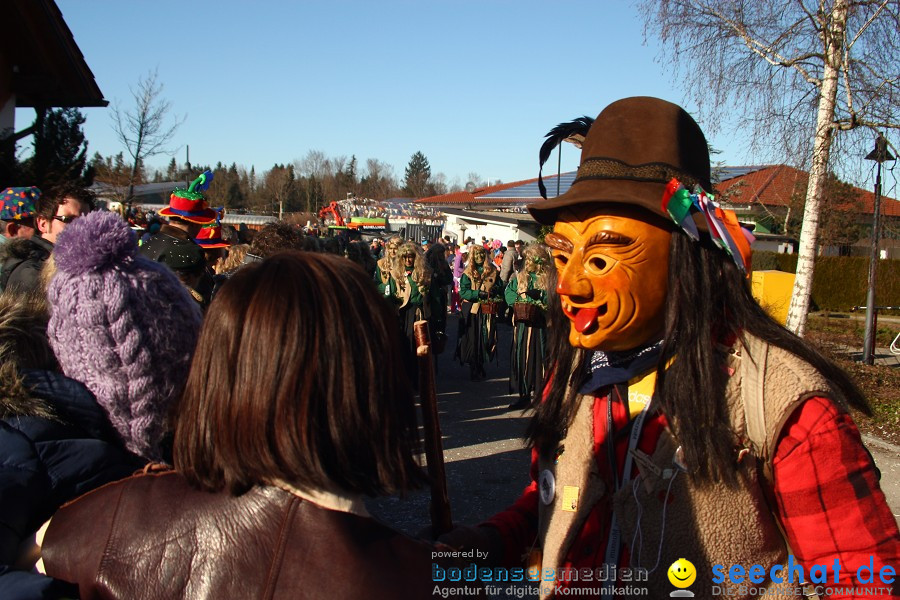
[716,165,900,217]
[419,164,899,219]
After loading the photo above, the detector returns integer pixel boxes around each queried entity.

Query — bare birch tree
[112,69,185,204]
[640,0,900,335]
[262,164,296,217]
[360,158,399,199]
[294,150,331,180]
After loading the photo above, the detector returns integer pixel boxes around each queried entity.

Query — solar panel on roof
[713,166,771,183]
[478,166,776,200]
[479,172,576,199]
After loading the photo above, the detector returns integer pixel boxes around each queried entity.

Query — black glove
[525,288,542,300]
[478,290,489,300]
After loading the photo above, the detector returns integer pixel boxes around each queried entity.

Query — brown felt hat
[528,97,712,229]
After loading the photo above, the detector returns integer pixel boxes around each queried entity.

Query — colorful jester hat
[194,208,230,248]
[0,187,40,221]
[159,170,217,224]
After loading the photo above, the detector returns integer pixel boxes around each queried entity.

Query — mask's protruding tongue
[574,307,599,333]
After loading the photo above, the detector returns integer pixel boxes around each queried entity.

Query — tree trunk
[126,161,138,205]
[785,0,847,336]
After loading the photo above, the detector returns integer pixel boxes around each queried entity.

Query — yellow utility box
[751,270,796,326]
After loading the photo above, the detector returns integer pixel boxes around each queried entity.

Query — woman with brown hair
[41,252,470,599]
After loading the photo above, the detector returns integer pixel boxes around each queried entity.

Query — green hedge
[754,251,900,312]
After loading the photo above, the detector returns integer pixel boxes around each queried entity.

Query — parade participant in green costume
[455,244,503,381]
[387,241,431,356]
[375,235,402,295]
[504,243,551,411]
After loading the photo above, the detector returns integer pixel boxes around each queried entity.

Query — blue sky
[32,0,756,187]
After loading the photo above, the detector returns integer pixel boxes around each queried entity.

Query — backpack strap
[738,335,821,600]
[740,335,769,462]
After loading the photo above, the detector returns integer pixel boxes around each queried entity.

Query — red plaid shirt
[487,396,900,599]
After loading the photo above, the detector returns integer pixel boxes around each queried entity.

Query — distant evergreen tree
[21,108,94,190]
[403,151,431,198]
[166,157,178,180]
[335,154,358,199]
[226,180,244,208]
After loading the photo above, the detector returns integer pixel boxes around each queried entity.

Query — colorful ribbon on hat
[661,178,754,274]
[194,207,230,248]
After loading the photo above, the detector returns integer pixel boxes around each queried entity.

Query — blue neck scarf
[578,339,664,394]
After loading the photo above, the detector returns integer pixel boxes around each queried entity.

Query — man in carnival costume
[441,97,899,599]
[141,171,217,305]
[142,171,218,253]
[194,215,231,299]
[504,243,551,411]
[455,244,503,381]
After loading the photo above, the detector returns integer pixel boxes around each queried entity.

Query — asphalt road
[368,315,533,535]
[367,312,900,541]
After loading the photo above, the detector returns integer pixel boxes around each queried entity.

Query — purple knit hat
[47,211,203,461]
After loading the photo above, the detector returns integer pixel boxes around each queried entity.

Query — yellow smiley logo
[668,558,696,588]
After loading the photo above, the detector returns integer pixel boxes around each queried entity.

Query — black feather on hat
[529,97,712,229]
[537,116,594,199]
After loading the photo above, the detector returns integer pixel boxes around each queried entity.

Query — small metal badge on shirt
[539,469,556,505]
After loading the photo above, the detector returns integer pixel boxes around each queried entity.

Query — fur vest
[536,334,839,599]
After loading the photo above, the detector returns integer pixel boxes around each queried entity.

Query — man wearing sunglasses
[0,185,91,295]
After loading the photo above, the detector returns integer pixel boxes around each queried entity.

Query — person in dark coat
[425,242,453,352]
[0,293,146,599]
[0,235,52,295]
[1,210,202,596]
[0,187,42,293]
[194,221,232,299]
[0,186,90,296]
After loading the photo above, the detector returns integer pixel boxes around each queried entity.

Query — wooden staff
[414,319,453,537]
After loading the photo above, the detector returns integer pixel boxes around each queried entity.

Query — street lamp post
[862,133,894,365]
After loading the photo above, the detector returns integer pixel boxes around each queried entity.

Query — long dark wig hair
[527,231,868,485]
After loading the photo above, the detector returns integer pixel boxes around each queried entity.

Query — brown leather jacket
[43,471,481,599]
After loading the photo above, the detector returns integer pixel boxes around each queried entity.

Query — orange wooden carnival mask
[546,204,671,352]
